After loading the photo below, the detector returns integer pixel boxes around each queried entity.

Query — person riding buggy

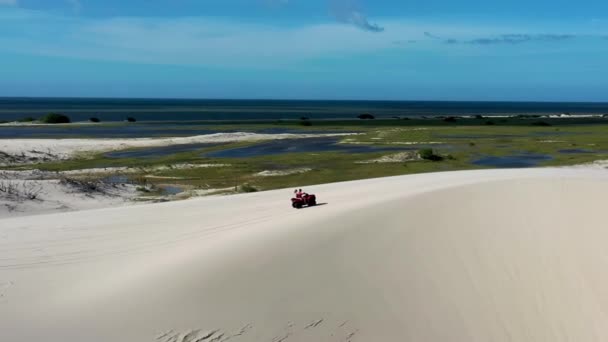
[291,189,316,209]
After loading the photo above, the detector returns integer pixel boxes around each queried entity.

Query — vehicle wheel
[309,200,316,206]
[296,202,303,209]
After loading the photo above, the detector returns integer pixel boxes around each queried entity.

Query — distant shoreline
[1,98,607,122]
[2,96,608,104]
[1,113,608,126]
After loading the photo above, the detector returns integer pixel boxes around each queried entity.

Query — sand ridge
[2,168,608,341]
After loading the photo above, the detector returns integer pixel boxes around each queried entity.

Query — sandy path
[2,168,608,341]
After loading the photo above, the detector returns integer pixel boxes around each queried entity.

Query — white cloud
[0,11,421,68]
[0,9,600,69]
[0,0,18,6]
[67,0,81,13]
[329,0,383,32]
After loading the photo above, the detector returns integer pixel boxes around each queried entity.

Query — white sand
[3,168,608,341]
[356,151,421,164]
[59,163,231,176]
[255,168,312,177]
[0,132,355,164]
[0,178,137,218]
[564,159,608,170]
[1,166,234,218]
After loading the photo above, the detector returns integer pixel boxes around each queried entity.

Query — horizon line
[1,96,607,105]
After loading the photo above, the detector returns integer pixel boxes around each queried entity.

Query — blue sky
[1,0,607,101]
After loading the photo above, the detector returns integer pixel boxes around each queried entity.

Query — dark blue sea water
[203,138,412,158]
[103,138,421,159]
[1,97,608,122]
[0,125,348,139]
[472,153,553,168]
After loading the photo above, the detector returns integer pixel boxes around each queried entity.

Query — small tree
[40,113,71,124]
[532,121,552,127]
[89,117,101,123]
[418,148,444,161]
[358,113,375,120]
[126,117,137,122]
[240,184,259,193]
[18,117,37,122]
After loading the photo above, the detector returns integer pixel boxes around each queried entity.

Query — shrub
[300,120,313,126]
[18,117,37,122]
[358,113,375,120]
[485,120,495,125]
[0,180,42,200]
[89,117,101,123]
[475,115,484,119]
[532,121,552,127]
[239,184,259,193]
[469,142,476,147]
[443,116,457,123]
[300,117,310,121]
[40,113,70,124]
[126,117,137,122]
[418,148,444,161]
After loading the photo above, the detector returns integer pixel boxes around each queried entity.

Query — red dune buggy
[291,193,317,209]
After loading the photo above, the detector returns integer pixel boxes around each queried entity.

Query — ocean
[1,98,608,122]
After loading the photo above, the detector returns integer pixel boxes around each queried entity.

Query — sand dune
[2,168,608,341]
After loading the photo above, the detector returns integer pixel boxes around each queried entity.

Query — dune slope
[2,168,608,341]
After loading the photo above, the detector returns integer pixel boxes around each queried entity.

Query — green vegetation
[418,148,444,161]
[266,116,608,128]
[239,184,259,193]
[358,113,375,120]
[40,113,71,124]
[300,118,312,126]
[89,117,101,123]
[126,117,137,122]
[18,117,37,122]
[13,120,608,197]
[532,121,552,127]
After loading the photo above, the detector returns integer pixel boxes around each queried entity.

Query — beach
[4,0,608,339]
[2,168,608,341]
